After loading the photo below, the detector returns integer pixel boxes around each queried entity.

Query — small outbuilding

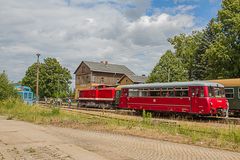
[118,75,147,85]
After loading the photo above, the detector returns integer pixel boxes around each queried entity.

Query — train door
[191,86,206,114]
[119,88,128,108]
[114,90,121,106]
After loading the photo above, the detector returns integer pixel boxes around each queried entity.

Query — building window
[225,88,234,99]
[101,77,104,83]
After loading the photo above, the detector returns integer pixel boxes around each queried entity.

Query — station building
[74,61,136,99]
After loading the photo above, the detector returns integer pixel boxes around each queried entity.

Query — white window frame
[225,88,234,99]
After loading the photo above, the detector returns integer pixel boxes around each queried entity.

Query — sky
[0,0,222,85]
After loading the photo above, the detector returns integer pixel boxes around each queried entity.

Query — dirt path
[0,116,240,160]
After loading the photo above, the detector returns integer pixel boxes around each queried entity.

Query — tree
[168,32,202,80]
[22,58,72,98]
[147,50,188,83]
[0,71,18,100]
[192,19,217,80]
[204,0,240,79]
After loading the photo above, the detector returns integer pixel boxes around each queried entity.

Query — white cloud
[0,0,197,85]
[173,0,200,3]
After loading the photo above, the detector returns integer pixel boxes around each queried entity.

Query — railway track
[38,101,240,125]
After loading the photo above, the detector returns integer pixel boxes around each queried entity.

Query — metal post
[36,53,40,103]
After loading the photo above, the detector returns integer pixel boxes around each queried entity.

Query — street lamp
[36,53,40,103]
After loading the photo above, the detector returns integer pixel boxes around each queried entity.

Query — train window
[208,87,214,97]
[24,93,28,99]
[175,88,182,97]
[175,87,189,97]
[149,89,160,97]
[224,88,234,99]
[214,88,221,98]
[161,88,168,97]
[140,90,148,97]
[217,87,225,98]
[238,88,240,99]
[28,93,32,99]
[129,89,139,97]
[168,88,174,97]
[182,90,189,97]
[199,87,204,97]
[24,88,30,92]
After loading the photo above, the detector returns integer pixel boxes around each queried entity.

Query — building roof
[122,81,224,89]
[74,61,135,75]
[119,75,147,83]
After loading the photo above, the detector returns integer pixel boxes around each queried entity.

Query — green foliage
[0,72,18,100]
[149,0,240,82]
[22,57,72,98]
[142,110,152,125]
[148,50,188,82]
[204,0,240,79]
[0,99,240,151]
[51,107,60,115]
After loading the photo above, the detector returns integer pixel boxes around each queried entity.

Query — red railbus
[118,81,228,117]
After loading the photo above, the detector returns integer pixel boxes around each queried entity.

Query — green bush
[142,110,152,125]
[0,72,18,100]
[51,107,60,115]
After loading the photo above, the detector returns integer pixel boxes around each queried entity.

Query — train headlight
[210,102,213,107]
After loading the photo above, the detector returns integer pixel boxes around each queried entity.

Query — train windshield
[208,87,225,98]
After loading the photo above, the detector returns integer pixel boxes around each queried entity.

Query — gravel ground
[0,116,240,160]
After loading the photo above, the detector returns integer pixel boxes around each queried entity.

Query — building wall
[118,76,134,85]
[92,72,123,85]
[75,63,91,85]
[74,62,125,99]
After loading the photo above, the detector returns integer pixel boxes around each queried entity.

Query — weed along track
[1,100,240,152]
[40,101,240,126]
[1,117,240,160]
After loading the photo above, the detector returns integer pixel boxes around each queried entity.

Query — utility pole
[36,53,40,103]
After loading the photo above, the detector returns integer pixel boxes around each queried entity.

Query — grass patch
[0,99,240,152]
